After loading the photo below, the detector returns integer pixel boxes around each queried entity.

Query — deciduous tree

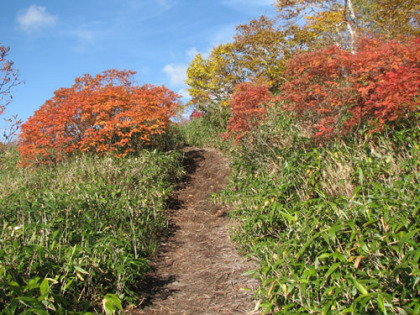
[0,44,20,115]
[186,16,287,124]
[233,16,288,89]
[186,43,243,111]
[355,0,420,38]
[276,0,357,51]
[1,44,22,145]
[276,0,420,52]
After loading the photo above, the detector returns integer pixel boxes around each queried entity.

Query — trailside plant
[177,114,232,150]
[221,37,420,145]
[220,103,420,313]
[226,82,273,141]
[0,148,184,313]
[18,69,181,166]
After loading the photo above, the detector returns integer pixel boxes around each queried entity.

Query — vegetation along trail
[130,147,260,315]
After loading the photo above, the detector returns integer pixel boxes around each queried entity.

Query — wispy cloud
[210,23,237,46]
[177,88,191,100]
[156,0,172,10]
[186,47,199,59]
[16,5,57,33]
[61,18,109,53]
[221,0,273,7]
[220,0,274,15]
[185,24,236,62]
[67,27,97,52]
[163,64,188,86]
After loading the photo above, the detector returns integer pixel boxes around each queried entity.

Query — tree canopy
[186,0,420,115]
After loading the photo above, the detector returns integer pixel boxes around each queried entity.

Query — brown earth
[128,147,261,315]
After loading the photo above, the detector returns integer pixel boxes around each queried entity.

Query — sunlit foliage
[19,69,181,165]
[279,37,420,139]
[186,43,242,111]
[226,82,273,141]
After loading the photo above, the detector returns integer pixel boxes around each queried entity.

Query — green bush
[177,116,231,150]
[0,149,184,313]
[220,105,420,314]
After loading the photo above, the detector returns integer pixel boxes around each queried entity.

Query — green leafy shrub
[177,116,231,150]
[0,149,184,313]
[220,104,420,313]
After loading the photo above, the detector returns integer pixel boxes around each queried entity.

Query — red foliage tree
[19,69,181,165]
[279,37,420,138]
[189,109,205,120]
[226,82,273,140]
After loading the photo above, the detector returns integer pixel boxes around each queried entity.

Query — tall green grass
[177,116,232,150]
[0,149,184,313]
[214,106,420,313]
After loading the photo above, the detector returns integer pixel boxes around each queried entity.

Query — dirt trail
[130,147,260,315]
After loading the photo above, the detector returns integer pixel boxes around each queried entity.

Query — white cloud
[186,47,211,59]
[16,5,57,33]
[68,28,96,52]
[210,23,237,46]
[177,88,191,100]
[163,64,188,86]
[156,0,172,10]
[187,47,199,59]
[221,0,273,7]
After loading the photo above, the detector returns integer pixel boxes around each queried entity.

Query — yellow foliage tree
[233,16,288,89]
[186,43,243,125]
[188,43,243,107]
[355,0,420,38]
[276,0,357,51]
[276,0,420,52]
[186,16,288,113]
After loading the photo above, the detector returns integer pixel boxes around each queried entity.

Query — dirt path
[130,147,260,315]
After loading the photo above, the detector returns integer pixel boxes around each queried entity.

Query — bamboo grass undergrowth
[0,149,184,313]
[211,107,420,314]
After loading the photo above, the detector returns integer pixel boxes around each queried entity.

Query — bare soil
[129,147,260,315]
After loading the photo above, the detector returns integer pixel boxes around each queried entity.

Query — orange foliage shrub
[279,37,420,138]
[19,69,181,165]
[226,82,272,140]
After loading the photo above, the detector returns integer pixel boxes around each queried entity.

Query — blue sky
[0,0,276,130]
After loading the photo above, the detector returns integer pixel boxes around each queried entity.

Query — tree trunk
[345,0,357,52]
